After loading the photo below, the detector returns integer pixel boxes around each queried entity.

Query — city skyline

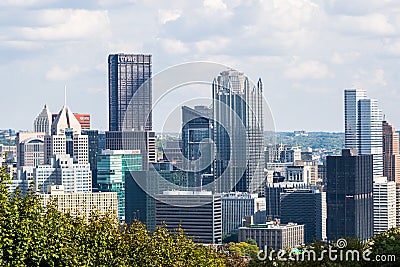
[2,1,400,132]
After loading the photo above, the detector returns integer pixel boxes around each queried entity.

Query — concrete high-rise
[108,54,152,132]
[212,69,264,194]
[326,149,373,242]
[382,120,400,183]
[344,89,383,178]
[34,104,52,135]
[373,177,396,234]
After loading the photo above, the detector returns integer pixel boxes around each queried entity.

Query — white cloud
[331,51,360,64]
[158,9,182,24]
[159,38,190,54]
[18,9,111,41]
[195,37,229,53]
[45,65,82,81]
[0,0,55,7]
[285,60,332,80]
[352,68,388,87]
[203,0,228,12]
[334,13,395,36]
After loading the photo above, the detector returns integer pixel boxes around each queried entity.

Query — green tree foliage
[0,166,230,266]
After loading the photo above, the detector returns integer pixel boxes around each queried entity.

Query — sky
[1,0,400,132]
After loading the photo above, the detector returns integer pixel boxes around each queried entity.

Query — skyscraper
[358,98,383,177]
[34,104,52,135]
[382,120,400,183]
[326,149,374,242]
[212,69,264,194]
[344,89,367,149]
[108,54,152,132]
[344,89,383,178]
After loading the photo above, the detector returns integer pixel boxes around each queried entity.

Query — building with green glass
[97,149,142,221]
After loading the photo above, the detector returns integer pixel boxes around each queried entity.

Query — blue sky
[1,0,400,132]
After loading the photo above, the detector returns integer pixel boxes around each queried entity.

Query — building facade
[280,189,326,243]
[155,191,222,244]
[222,192,266,235]
[39,185,118,219]
[382,120,400,183]
[34,154,91,194]
[238,222,304,250]
[97,150,142,221]
[326,149,374,242]
[373,177,396,234]
[105,131,156,170]
[181,105,213,186]
[212,69,264,194]
[344,89,383,178]
[16,132,45,168]
[108,54,152,132]
[34,104,52,135]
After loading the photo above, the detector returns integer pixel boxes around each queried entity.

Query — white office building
[373,177,396,234]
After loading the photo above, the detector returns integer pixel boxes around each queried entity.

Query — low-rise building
[238,221,304,250]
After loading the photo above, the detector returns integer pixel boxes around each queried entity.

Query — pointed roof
[34,104,52,134]
[36,104,52,120]
[51,105,81,135]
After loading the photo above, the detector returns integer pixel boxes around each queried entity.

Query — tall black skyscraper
[326,149,374,242]
[108,54,152,132]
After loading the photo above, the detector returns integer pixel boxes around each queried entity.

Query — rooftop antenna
[64,85,67,106]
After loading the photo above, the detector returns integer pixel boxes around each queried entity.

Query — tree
[0,166,231,266]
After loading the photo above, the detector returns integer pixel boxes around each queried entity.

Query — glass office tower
[108,54,152,132]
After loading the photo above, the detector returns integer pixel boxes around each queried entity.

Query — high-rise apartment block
[108,54,152,132]
[326,149,373,242]
[212,70,264,194]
